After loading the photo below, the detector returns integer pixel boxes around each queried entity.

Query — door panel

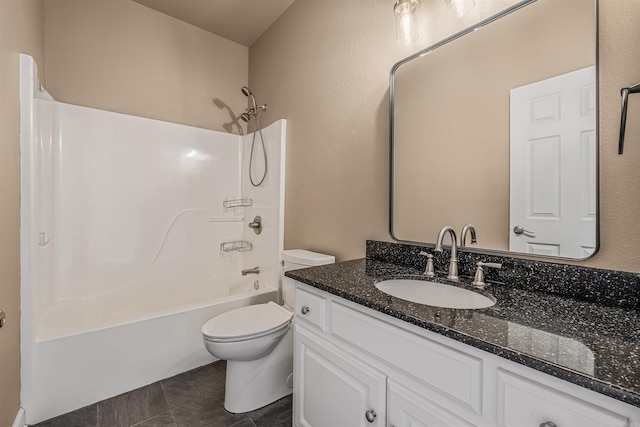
[510,66,596,258]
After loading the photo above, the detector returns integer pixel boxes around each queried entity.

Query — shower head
[241,86,258,110]
[240,112,251,122]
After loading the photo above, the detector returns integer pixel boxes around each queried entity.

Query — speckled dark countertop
[286,256,640,408]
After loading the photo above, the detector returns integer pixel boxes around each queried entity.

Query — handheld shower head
[239,86,269,187]
[241,86,258,110]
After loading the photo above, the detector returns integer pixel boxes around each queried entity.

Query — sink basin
[375,279,495,309]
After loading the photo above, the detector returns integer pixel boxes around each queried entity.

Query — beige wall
[0,0,45,424]
[249,0,395,261]
[251,0,640,273]
[44,0,249,133]
[597,0,640,273]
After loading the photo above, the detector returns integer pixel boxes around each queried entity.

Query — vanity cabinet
[293,282,640,427]
[295,326,386,426]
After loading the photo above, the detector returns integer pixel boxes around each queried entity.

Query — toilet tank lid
[282,249,335,266]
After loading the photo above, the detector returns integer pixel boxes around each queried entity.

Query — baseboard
[12,407,26,427]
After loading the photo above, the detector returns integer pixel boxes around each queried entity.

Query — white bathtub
[35,272,274,341]
[26,277,277,424]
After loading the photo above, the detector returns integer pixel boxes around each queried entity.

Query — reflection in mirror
[507,322,594,375]
[390,0,597,259]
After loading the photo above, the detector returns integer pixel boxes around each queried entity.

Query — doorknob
[365,409,376,423]
[513,225,535,235]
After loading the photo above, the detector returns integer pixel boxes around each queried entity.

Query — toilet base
[224,327,293,413]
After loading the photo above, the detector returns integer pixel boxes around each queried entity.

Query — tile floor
[32,361,292,427]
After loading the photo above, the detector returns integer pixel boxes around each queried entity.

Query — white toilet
[201,249,335,413]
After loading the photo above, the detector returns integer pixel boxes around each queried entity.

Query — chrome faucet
[460,224,477,247]
[435,226,459,281]
[241,266,260,276]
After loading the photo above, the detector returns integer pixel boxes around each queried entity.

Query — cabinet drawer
[496,369,629,427]
[388,380,475,427]
[295,286,327,331]
[330,301,483,414]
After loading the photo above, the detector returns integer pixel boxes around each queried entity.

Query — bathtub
[26,277,277,424]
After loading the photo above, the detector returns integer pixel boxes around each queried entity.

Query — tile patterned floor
[32,361,292,427]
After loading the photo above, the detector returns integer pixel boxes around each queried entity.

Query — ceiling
[132,0,296,47]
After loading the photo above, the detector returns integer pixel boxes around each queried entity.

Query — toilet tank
[281,249,335,310]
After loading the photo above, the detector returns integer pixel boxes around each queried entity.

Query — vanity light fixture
[445,0,476,17]
[394,0,419,46]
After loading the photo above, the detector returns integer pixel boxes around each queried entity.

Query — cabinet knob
[365,409,376,423]
[301,305,310,315]
[539,422,558,427]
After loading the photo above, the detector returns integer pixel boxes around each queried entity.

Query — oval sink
[375,279,495,309]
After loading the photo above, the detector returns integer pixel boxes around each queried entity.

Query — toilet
[201,249,335,413]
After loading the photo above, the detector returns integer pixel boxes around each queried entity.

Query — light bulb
[445,0,475,17]
[394,0,419,46]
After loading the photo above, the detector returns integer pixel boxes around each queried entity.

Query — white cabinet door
[387,380,476,427]
[294,325,386,427]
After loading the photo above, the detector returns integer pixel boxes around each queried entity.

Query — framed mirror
[390,0,598,259]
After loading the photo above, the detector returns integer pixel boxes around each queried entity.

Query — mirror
[390,0,598,259]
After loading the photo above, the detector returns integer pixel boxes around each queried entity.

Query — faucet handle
[478,261,502,269]
[418,251,435,277]
[472,261,501,289]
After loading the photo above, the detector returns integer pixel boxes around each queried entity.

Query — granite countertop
[286,257,640,407]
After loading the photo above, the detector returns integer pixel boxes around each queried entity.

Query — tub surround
[285,240,640,408]
[19,55,289,425]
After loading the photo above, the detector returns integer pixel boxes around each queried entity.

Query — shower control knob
[301,306,310,315]
[248,216,263,235]
[539,423,558,427]
[365,410,377,423]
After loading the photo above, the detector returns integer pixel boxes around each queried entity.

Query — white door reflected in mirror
[509,66,596,258]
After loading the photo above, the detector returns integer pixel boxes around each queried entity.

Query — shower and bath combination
[241,86,268,187]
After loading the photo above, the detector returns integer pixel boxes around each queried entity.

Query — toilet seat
[202,302,292,343]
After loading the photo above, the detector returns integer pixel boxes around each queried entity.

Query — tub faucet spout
[241,266,260,276]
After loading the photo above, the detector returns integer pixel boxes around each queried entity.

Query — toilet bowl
[201,249,334,414]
